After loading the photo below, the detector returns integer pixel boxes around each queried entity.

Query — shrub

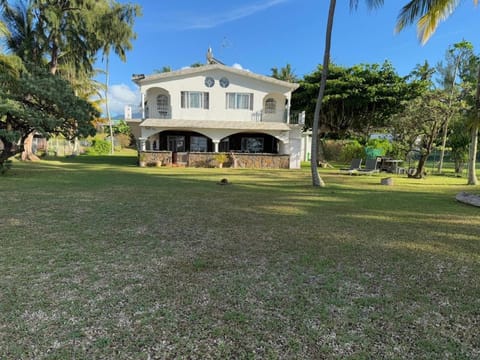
[322,140,343,162]
[366,139,392,158]
[340,140,364,163]
[116,134,131,149]
[86,139,110,155]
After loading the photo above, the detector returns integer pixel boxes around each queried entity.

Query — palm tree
[271,64,298,82]
[97,2,140,154]
[311,0,384,187]
[395,0,479,185]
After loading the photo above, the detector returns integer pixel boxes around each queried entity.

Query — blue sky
[103,0,480,116]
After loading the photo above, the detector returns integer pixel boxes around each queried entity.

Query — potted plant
[213,153,228,168]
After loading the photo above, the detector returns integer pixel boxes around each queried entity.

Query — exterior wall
[301,131,312,161]
[288,127,302,169]
[142,69,292,123]
[138,151,289,169]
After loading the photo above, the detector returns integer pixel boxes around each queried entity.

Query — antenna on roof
[206,47,224,65]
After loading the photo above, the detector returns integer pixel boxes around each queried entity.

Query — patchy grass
[1,156,479,359]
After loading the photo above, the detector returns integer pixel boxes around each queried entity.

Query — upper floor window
[181,91,209,109]
[156,94,169,118]
[226,93,253,110]
[264,98,276,114]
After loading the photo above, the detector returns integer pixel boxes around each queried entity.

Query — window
[264,98,276,114]
[241,137,264,153]
[226,93,253,110]
[181,91,209,109]
[190,136,208,152]
[156,94,169,118]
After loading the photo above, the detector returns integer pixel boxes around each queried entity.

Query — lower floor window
[190,136,207,152]
[241,137,264,153]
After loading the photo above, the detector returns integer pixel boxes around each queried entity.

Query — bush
[366,139,392,158]
[86,139,110,155]
[116,134,131,149]
[322,140,343,162]
[340,140,364,163]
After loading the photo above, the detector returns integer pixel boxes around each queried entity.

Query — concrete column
[141,92,146,119]
[213,140,220,152]
[139,137,146,151]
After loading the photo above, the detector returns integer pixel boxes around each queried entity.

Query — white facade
[129,63,304,169]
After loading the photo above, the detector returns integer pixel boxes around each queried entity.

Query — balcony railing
[252,110,305,125]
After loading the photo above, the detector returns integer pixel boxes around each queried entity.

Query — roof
[132,64,299,91]
[139,119,291,131]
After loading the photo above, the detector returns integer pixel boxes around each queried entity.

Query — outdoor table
[379,159,404,173]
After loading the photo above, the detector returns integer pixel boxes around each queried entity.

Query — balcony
[251,110,305,125]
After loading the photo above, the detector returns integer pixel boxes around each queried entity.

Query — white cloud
[232,63,251,72]
[102,84,140,117]
[161,0,289,30]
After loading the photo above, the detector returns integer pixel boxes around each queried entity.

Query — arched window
[265,98,276,114]
[156,94,169,118]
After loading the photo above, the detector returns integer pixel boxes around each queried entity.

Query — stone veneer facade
[138,151,290,169]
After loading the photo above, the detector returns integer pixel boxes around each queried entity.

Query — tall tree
[311,0,384,187]
[391,90,447,178]
[96,2,140,154]
[0,56,98,168]
[395,0,479,185]
[435,41,474,173]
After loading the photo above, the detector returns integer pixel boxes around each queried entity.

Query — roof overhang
[132,64,299,91]
[140,119,291,131]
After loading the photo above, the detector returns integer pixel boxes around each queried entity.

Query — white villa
[127,51,304,169]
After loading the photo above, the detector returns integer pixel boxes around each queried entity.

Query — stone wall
[139,151,172,166]
[138,151,290,169]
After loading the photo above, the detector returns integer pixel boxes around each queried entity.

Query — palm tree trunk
[105,54,114,155]
[467,125,478,185]
[311,0,336,187]
[467,65,480,185]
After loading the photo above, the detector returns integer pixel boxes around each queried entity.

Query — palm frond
[395,0,478,44]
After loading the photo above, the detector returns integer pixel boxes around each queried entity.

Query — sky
[102,0,480,116]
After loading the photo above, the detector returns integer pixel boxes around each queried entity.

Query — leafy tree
[435,41,474,173]
[1,0,140,160]
[0,57,98,167]
[447,117,470,175]
[391,90,447,178]
[395,0,480,184]
[293,62,420,138]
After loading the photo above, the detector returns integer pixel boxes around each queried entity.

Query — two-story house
[128,52,304,169]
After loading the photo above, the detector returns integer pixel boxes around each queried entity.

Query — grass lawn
[1,155,479,359]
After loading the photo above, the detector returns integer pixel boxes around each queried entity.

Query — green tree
[293,62,420,138]
[0,57,98,168]
[391,90,447,178]
[435,41,474,173]
[395,0,480,185]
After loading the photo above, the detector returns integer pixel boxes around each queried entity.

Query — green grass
[1,155,479,359]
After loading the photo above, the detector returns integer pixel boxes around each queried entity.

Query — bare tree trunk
[311,0,336,187]
[467,125,478,185]
[467,65,480,185]
[105,55,114,155]
[437,117,448,173]
[21,133,40,161]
